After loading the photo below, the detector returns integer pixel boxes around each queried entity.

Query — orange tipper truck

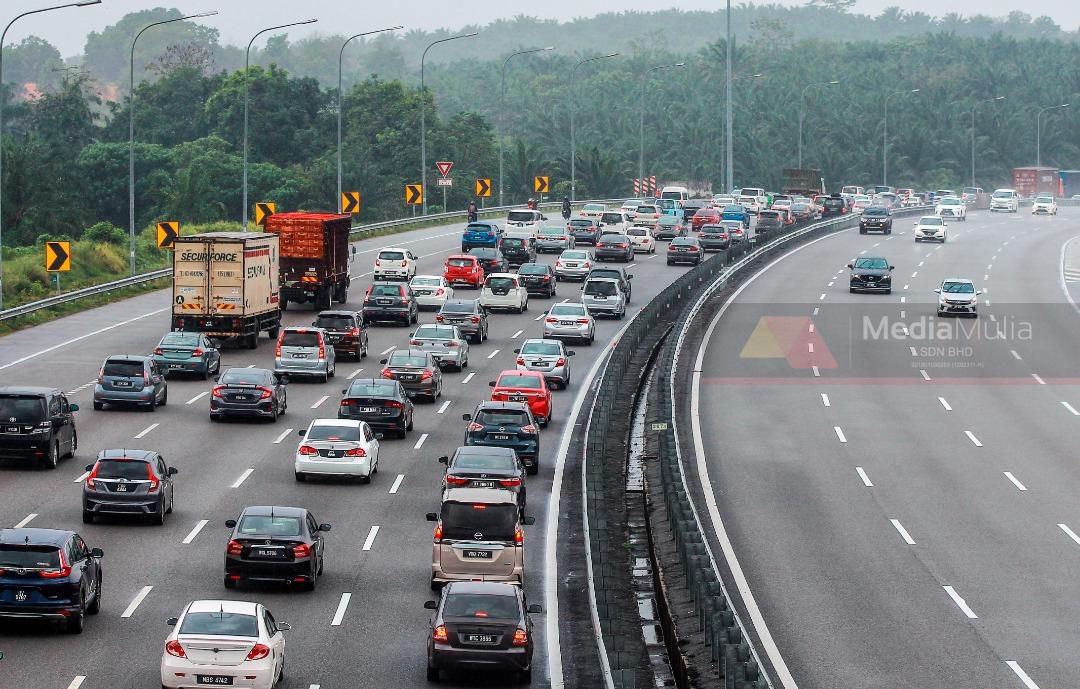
[264,212,355,311]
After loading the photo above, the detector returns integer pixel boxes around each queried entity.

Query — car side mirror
[846,263,853,269]
[277,622,292,632]
[311,321,317,326]
[976,290,983,295]
[933,288,941,294]
[527,604,543,614]
[85,464,94,472]
[374,433,384,440]
[168,467,178,476]
[297,429,306,436]
[341,389,348,394]
[319,523,332,532]
[69,403,80,412]
[225,519,237,528]
[424,600,439,610]
[90,547,104,558]
[438,455,449,464]
[523,516,536,525]
[167,617,178,626]
[462,414,472,422]
[513,349,520,354]
[380,358,388,364]
[426,512,438,522]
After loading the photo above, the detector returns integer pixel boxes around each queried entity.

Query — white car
[580,203,606,220]
[373,247,418,281]
[852,195,872,214]
[598,210,630,235]
[989,188,1019,212]
[1031,194,1058,215]
[480,273,529,313]
[505,209,546,235]
[737,195,760,214]
[712,194,735,206]
[935,278,980,317]
[161,599,288,689]
[913,216,948,243]
[625,226,656,253]
[295,418,380,482]
[738,187,766,213]
[935,196,966,221]
[621,199,643,219]
[409,275,453,310]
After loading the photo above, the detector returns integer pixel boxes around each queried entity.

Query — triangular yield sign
[435,161,453,177]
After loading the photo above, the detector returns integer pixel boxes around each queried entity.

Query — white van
[989,189,1019,213]
[659,186,690,202]
[737,187,766,214]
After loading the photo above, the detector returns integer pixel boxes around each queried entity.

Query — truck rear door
[207,241,245,316]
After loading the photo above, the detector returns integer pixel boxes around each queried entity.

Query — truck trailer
[264,212,354,310]
[1012,167,1059,198]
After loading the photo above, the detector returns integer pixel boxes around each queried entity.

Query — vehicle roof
[0,527,72,546]
[442,487,518,505]
[378,246,409,252]
[475,400,530,412]
[389,348,431,357]
[240,505,308,518]
[444,581,520,597]
[453,445,517,458]
[316,310,357,317]
[95,448,157,460]
[497,369,544,378]
[0,386,60,396]
[105,354,152,362]
[309,418,364,428]
[187,599,260,616]
[520,338,564,347]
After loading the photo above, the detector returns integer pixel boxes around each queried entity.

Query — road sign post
[156,221,180,249]
[254,202,276,228]
[45,241,71,273]
[436,162,454,214]
[405,184,423,206]
[341,191,361,215]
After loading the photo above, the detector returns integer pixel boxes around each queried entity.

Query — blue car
[461,221,504,252]
[721,204,751,228]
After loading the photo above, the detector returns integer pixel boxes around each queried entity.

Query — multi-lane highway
[0,215,723,689]
[687,209,1080,689]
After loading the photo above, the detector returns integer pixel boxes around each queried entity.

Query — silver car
[542,302,595,345]
[554,249,595,281]
[581,277,627,319]
[274,326,336,382]
[514,338,574,389]
[536,224,575,253]
[410,324,470,371]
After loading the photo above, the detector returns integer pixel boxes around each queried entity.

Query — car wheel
[152,498,166,526]
[44,441,59,470]
[87,577,101,614]
[93,401,103,411]
[67,595,85,634]
[82,510,94,524]
[427,666,441,682]
[328,362,336,379]
[406,413,414,431]
[209,413,221,422]
[295,472,306,482]
[224,576,237,589]
[519,667,533,684]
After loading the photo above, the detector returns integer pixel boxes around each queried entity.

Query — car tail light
[619,244,628,249]
[514,529,524,545]
[555,261,563,269]
[385,400,403,409]
[467,422,484,431]
[516,356,526,365]
[698,232,706,238]
[541,275,551,282]
[470,316,481,324]
[165,640,187,658]
[293,543,312,558]
[227,540,243,556]
[499,478,521,488]
[545,317,558,324]
[433,525,443,543]
[39,549,71,579]
[688,246,699,252]
[512,627,528,646]
[411,339,422,346]
[445,475,469,485]
[577,318,589,324]
[153,347,163,355]
[347,327,360,337]
[596,242,605,248]
[433,625,448,642]
[257,387,273,400]
[521,424,537,434]
[381,369,394,379]
[582,261,591,268]
[276,336,282,358]
[191,347,205,357]
[421,370,433,380]
[365,285,373,295]
[246,644,271,661]
[212,386,225,399]
[556,357,566,367]
[401,260,407,267]
[344,447,367,457]
[435,288,445,296]
[339,399,355,407]
[436,314,445,323]
[97,366,104,383]
[298,445,318,456]
[446,341,458,348]
[375,259,381,266]
[85,464,99,490]
[318,339,326,359]
[147,463,160,493]
[143,370,150,386]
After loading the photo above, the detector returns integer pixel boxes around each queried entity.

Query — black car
[468,247,508,275]
[667,237,704,265]
[210,367,288,422]
[437,299,490,344]
[515,263,557,298]
[313,310,369,360]
[594,234,635,262]
[848,256,894,293]
[697,224,731,253]
[362,282,419,326]
[859,206,893,234]
[339,378,414,438]
[463,402,540,474]
[820,194,849,218]
[438,446,527,515]
[224,505,330,591]
[0,527,103,633]
[567,218,601,245]
[82,449,177,524]
[425,581,542,682]
[585,266,632,302]
[380,348,444,402]
[755,210,785,235]
[0,387,78,469]
[499,236,536,266]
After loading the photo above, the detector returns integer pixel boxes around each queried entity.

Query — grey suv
[93,355,167,411]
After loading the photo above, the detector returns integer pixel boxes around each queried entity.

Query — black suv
[755,210,785,235]
[820,194,849,218]
[339,378,415,438]
[462,402,540,474]
[0,387,78,469]
[848,256,894,294]
[314,310,369,360]
[859,206,893,234]
[362,282,419,326]
[0,527,103,633]
[499,236,536,266]
[82,449,178,524]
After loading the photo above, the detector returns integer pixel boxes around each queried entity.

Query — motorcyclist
[467,201,478,223]
[527,197,537,210]
[561,196,571,220]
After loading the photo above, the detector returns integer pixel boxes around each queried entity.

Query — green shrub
[85,222,127,245]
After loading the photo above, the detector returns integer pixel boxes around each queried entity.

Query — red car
[691,207,721,230]
[488,370,552,427]
[443,255,485,288]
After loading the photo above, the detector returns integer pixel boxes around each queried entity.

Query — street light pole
[570,52,618,202]
[337,26,402,212]
[798,80,838,170]
[420,32,477,216]
[724,0,733,193]
[720,72,763,193]
[243,18,317,228]
[1035,103,1069,173]
[970,95,1005,190]
[130,11,218,276]
[882,88,919,187]
[639,63,685,191]
[0,0,100,310]
[498,46,553,208]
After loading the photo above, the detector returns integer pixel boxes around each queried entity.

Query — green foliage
[84,221,127,245]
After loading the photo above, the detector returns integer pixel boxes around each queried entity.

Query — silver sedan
[536,224,576,253]
[515,338,574,388]
[541,302,595,345]
[409,324,470,370]
[554,249,595,281]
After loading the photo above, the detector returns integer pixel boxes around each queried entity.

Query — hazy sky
[5,0,1078,58]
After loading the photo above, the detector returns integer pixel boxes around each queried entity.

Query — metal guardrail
[0,198,628,322]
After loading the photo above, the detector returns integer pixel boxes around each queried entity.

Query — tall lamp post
[724,0,733,193]
[130,11,218,276]
[638,63,684,190]
[0,0,100,310]
[337,25,402,212]
[720,72,763,192]
[499,46,553,208]
[243,18,317,228]
[1035,103,1069,173]
[570,52,618,202]
[420,32,477,215]
[969,95,1004,189]
[882,88,919,187]
[797,80,838,169]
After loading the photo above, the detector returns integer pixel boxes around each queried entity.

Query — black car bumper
[698,240,729,252]
[84,495,161,516]
[210,400,276,418]
[225,557,312,584]
[430,644,531,673]
[850,279,892,292]
[595,249,631,261]
[0,437,52,460]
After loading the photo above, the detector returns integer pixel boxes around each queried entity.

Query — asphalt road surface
[0,214,730,689]
[690,209,1080,689]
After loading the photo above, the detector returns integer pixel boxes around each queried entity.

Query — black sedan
[425,581,542,683]
[82,449,178,524]
[223,505,330,591]
[313,310,369,360]
[468,247,508,275]
[666,237,704,265]
[380,348,443,402]
[859,206,893,234]
[594,234,635,262]
[339,378,414,438]
[567,218,601,245]
[516,263,557,298]
[438,446,526,515]
[848,256,894,293]
[209,367,288,422]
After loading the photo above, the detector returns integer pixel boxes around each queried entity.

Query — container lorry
[264,212,354,310]
[171,232,282,348]
[1012,167,1059,198]
[782,168,826,196]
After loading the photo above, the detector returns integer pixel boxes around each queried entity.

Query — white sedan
[161,599,288,689]
[913,216,948,243]
[410,275,454,310]
[625,226,656,253]
[935,196,966,221]
[580,203,606,220]
[1031,195,1058,215]
[295,418,381,482]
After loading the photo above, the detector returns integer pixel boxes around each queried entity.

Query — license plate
[113,381,132,387]
[292,353,307,359]
[492,434,512,440]
[359,406,378,413]
[416,290,431,295]
[254,549,280,558]
[15,590,27,602]
[4,426,17,433]
[463,550,493,559]
[471,480,496,488]
[565,263,578,267]
[325,451,341,458]
[169,364,184,370]
[235,395,250,401]
[509,395,526,402]
[196,676,233,686]
[531,361,547,366]
[593,296,607,300]
[401,375,417,382]
[559,321,575,326]
[116,484,128,492]
[465,634,496,643]
[377,299,392,305]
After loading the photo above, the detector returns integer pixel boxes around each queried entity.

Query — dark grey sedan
[594,234,635,262]
[436,299,489,344]
[438,446,526,515]
[380,349,443,402]
[209,367,288,422]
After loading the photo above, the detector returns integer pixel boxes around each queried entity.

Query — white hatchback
[1031,195,1058,215]
[295,418,380,482]
[373,247,418,281]
[913,216,948,243]
[410,275,454,310]
[161,599,288,689]
[480,273,529,313]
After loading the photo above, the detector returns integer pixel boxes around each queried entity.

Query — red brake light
[411,339,422,346]
[386,400,403,409]
[381,369,394,379]
[499,478,521,488]
[421,370,433,380]
[596,242,605,248]
[470,316,481,324]
[344,447,366,457]
[545,317,558,324]
[212,385,225,399]
[191,347,204,357]
[521,424,537,434]
[347,327,360,336]
[577,318,589,324]
[246,643,271,661]
[516,357,526,365]
[436,314,445,322]
[556,357,566,366]
[401,260,407,267]
[39,549,71,579]
[153,347,163,355]
[256,387,272,400]
[433,525,444,543]
[293,543,312,558]
[512,627,528,646]
[298,445,318,456]
[433,624,448,642]
[143,370,150,386]
[276,336,282,358]
[85,464,99,490]
[97,366,104,383]
[147,463,160,493]
[514,529,524,545]
[435,288,445,296]
[445,475,469,486]
[227,540,243,556]
[467,422,484,431]
[165,640,187,658]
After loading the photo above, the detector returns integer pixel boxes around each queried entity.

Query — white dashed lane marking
[65,677,86,689]
[1003,472,1028,491]
[512,329,523,338]
[134,423,159,439]
[414,433,429,449]
[186,391,209,405]
[920,369,931,381]
[965,431,983,447]
[13,513,37,528]
[347,368,364,379]
[833,426,847,443]
[74,471,90,483]
[855,467,873,487]
[1061,401,1080,416]
[938,397,952,411]
[362,525,380,551]
[1059,524,1080,546]
[1006,661,1042,689]
[943,585,978,619]
[272,428,294,444]
[182,520,210,544]
[1010,350,1022,360]
[330,593,352,627]
[487,349,501,359]
[1031,374,1046,385]
[311,395,329,409]
[890,519,916,545]
[437,400,451,414]
[231,468,254,488]
[820,393,830,407]
[388,474,405,494]
[462,373,476,384]
[120,585,154,618]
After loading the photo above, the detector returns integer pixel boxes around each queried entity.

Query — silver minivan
[274,327,336,382]
[581,277,626,319]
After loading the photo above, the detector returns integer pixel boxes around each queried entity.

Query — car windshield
[378,250,404,261]
[307,424,361,441]
[942,282,975,294]
[179,612,259,638]
[863,207,887,216]
[601,235,629,243]
[584,204,604,212]
[466,224,495,234]
[635,206,656,214]
[103,360,144,377]
[1036,195,1053,202]
[507,211,536,222]
[160,332,200,346]
[517,264,547,275]
[540,226,564,235]
[347,381,397,397]
[281,331,319,347]
[585,281,618,297]
[992,191,1014,198]
[389,353,429,368]
[94,459,150,479]
[237,515,302,537]
[497,375,542,389]
[486,277,517,290]
[454,452,516,471]
[370,284,402,297]
[0,395,47,422]
[600,213,623,224]
[411,277,441,286]
[561,251,588,260]
[921,217,943,226]
[447,257,475,268]
[315,315,354,330]
[440,502,518,541]
[854,258,889,270]
[520,341,562,355]
[220,369,269,386]
[940,198,960,205]
[443,593,519,619]
[0,545,61,569]
[475,408,531,426]
[550,304,587,317]
[441,301,476,314]
[569,220,594,229]
[415,325,454,340]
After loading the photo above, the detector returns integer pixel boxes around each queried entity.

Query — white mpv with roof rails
[581,278,627,319]
[374,247,418,281]
[989,188,1019,213]
[275,327,335,382]
[480,274,529,313]
[505,210,545,235]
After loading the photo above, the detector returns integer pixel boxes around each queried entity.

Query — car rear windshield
[0,395,46,422]
[347,381,398,397]
[520,342,562,355]
[759,212,781,220]
[517,264,547,274]
[635,206,656,214]
[281,331,319,347]
[694,208,716,216]
[723,206,743,213]
[671,239,696,246]
[443,593,519,619]
[441,301,476,314]
[486,277,517,291]
[237,515,301,537]
[501,238,525,248]
[415,325,453,339]
[220,370,269,386]
[585,281,618,297]
[378,251,404,261]
[412,277,441,286]
[447,257,475,267]
[600,213,623,224]
[507,211,535,222]
[0,545,61,569]
[466,224,495,234]
[179,612,258,638]
[469,248,497,259]
[600,235,629,244]
[824,199,845,208]
[94,459,150,479]
[550,304,586,316]
[441,502,518,540]
[475,408,530,426]
[389,353,429,367]
[160,332,200,346]
[454,451,516,471]
[569,220,594,229]
[370,284,403,297]
[307,424,361,441]
[103,360,144,377]
[315,316,354,330]
[700,226,726,234]
[561,251,588,260]
[497,375,542,389]
[539,226,564,235]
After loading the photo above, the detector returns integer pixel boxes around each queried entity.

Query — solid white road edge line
[1058,523,1080,546]
[361,525,380,551]
[890,519,916,545]
[1006,661,1042,689]
[330,593,352,627]
[186,391,209,405]
[272,428,294,444]
[943,585,978,619]
[1003,472,1028,491]
[121,585,153,618]
[134,423,159,439]
[14,513,37,528]
[414,433,429,449]
[388,474,405,494]
[855,467,873,487]
[182,520,210,545]
[231,468,254,488]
